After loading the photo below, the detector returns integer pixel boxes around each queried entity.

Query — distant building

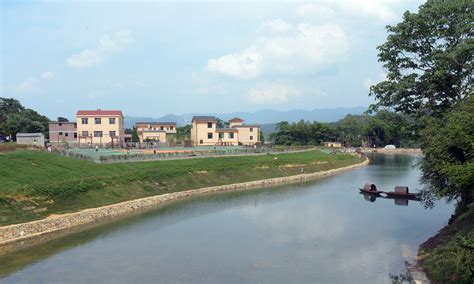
[49,121,77,143]
[191,116,260,146]
[135,122,177,143]
[76,109,124,147]
[323,141,342,148]
[16,133,45,146]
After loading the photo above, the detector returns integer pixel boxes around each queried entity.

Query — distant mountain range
[124,106,367,129]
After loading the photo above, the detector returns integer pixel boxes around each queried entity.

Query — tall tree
[369,0,473,206]
[0,98,49,140]
[420,96,473,207]
[369,0,473,116]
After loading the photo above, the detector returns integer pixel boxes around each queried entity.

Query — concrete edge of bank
[0,156,369,250]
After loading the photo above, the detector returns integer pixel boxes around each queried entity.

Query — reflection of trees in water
[389,271,412,283]
[388,261,413,283]
[420,190,437,209]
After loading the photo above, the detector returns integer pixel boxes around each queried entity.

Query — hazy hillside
[124,106,366,128]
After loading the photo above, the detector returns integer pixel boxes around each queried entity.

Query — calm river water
[0,154,453,283]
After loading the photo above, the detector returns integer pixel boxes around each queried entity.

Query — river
[0,154,453,283]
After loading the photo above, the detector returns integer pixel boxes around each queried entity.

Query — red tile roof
[76,110,123,116]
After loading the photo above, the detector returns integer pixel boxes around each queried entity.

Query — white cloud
[40,71,55,80]
[363,72,387,89]
[16,78,39,93]
[247,83,299,104]
[296,4,336,19]
[259,19,293,33]
[66,30,134,69]
[207,23,349,79]
[16,71,56,93]
[296,0,400,22]
[338,0,398,22]
[207,47,261,79]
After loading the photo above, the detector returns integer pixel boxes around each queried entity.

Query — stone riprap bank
[0,157,369,248]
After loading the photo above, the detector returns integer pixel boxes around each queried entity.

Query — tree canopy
[369,0,473,207]
[420,95,473,206]
[0,97,50,140]
[369,0,473,116]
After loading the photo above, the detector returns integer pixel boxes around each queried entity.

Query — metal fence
[60,145,316,163]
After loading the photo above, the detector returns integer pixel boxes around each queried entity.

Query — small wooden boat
[384,186,421,199]
[359,183,384,195]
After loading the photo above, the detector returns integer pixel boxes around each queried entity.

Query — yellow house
[135,122,177,143]
[76,110,124,146]
[191,116,260,146]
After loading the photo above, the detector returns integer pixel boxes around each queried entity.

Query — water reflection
[360,192,420,206]
[0,154,453,283]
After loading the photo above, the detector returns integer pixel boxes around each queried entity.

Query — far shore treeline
[0,97,418,148]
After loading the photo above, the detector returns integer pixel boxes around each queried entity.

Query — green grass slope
[0,150,363,226]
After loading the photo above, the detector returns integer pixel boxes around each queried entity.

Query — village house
[76,110,124,147]
[16,133,45,146]
[48,121,77,144]
[191,116,260,146]
[323,141,342,148]
[135,122,177,143]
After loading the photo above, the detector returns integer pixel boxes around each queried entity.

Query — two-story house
[76,110,124,146]
[191,116,260,146]
[135,122,177,143]
[48,121,77,144]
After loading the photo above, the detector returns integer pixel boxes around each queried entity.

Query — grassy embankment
[0,149,364,226]
[419,203,474,284]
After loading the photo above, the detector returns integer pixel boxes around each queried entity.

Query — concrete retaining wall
[0,157,369,248]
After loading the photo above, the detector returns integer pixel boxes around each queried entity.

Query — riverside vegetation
[368,1,473,283]
[0,148,363,226]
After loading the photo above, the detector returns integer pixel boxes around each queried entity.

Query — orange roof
[76,110,123,116]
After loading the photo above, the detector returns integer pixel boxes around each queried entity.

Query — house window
[170,126,174,130]
[82,131,88,137]
[81,118,88,124]
[109,118,116,124]
[65,133,69,137]
[95,118,101,124]
[229,132,234,139]
[59,132,63,135]
[94,131,103,137]
[109,131,116,137]
[218,132,224,139]
[250,136,254,140]
[58,123,62,127]
[160,126,164,130]
[207,132,213,139]
[250,127,253,132]
[207,122,212,128]
[74,133,77,138]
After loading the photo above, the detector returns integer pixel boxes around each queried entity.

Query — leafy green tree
[369,0,473,116]
[216,117,229,128]
[420,95,473,207]
[369,0,473,207]
[57,117,69,122]
[176,125,191,142]
[0,98,49,140]
[131,127,139,142]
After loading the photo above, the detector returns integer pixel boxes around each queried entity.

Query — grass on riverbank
[0,149,364,226]
[419,203,474,284]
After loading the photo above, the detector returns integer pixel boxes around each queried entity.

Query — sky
[1,0,425,120]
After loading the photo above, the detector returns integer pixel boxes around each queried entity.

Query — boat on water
[359,183,384,195]
[384,186,421,200]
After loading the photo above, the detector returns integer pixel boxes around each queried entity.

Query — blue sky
[1,0,424,120]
